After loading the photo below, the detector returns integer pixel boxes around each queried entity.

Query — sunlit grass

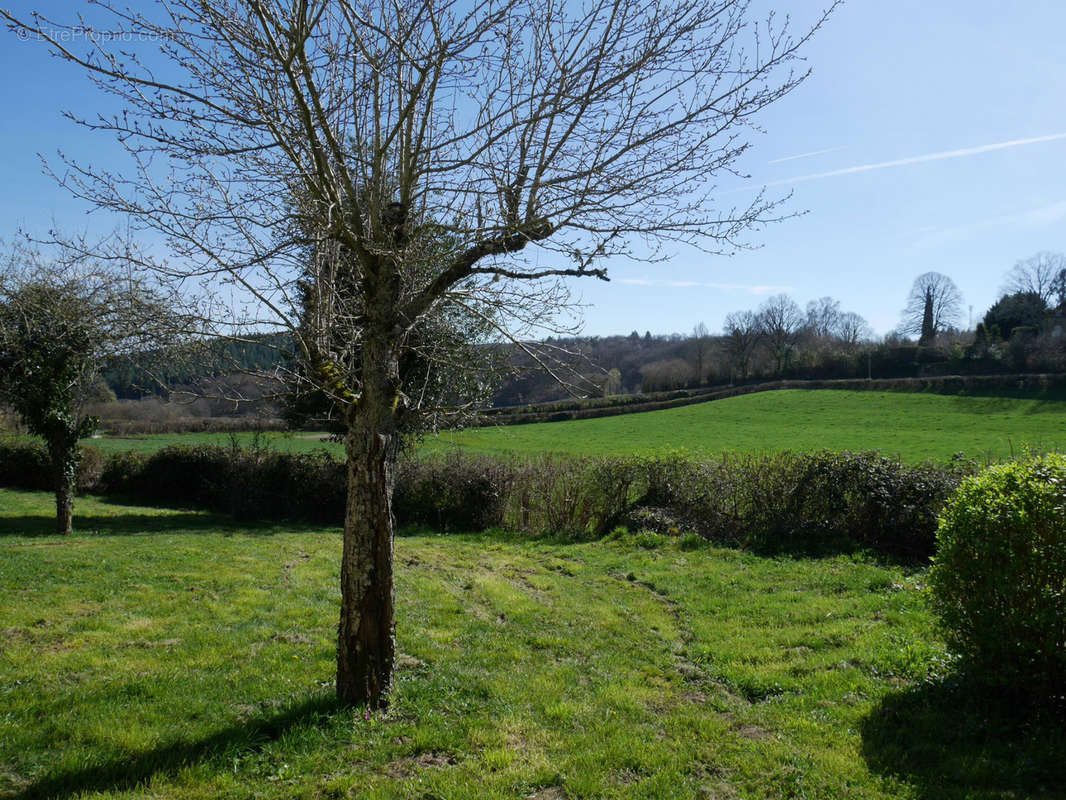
[3,488,1061,798]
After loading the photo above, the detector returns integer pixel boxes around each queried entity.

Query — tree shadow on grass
[0,509,309,538]
[949,386,1066,415]
[860,678,1066,800]
[14,693,346,800]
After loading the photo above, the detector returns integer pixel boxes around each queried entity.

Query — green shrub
[633,531,667,549]
[99,450,148,494]
[503,455,642,538]
[226,448,345,523]
[128,445,234,509]
[678,532,706,551]
[929,454,1066,697]
[0,440,106,494]
[637,450,963,558]
[0,439,52,490]
[0,439,968,557]
[75,446,106,493]
[395,452,514,532]
[103,444,346,523]
[778,451,964,558]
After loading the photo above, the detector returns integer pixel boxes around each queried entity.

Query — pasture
[82,388,1066,463]
[3,487,1063,799]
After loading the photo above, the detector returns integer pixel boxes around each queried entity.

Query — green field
[74,389,1066,463]
[3,487,1062,799]
[431,390,1066,462]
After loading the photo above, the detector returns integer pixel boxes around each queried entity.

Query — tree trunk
[48,438,75,536]
[336,417,397,707]
[336,327,401,708]
[55,474,74,536]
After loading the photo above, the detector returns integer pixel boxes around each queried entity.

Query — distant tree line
[82,252,1066,413]
[493,252,1066,405]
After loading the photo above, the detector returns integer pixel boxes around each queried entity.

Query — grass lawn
[2,488,1063,799]
[74,389,1066,463]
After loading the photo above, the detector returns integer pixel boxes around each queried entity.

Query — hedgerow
[0,439,975,559]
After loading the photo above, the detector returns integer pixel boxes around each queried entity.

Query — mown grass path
[2,489,1063,798]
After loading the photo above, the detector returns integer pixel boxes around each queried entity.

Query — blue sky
[3,0,1066,337]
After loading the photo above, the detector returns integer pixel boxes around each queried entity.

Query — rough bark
[48,437,75,536]
[54,476,74,536]
[336,322,401,708]
[336,419,397,707]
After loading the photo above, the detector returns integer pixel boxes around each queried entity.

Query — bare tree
[757,294,804,374]
[836,311,873,350]
[805,296,842,339]
[899,272,963,343]
[690,322,710,385]
[640,358,691,392]
[1002,252,1066,306]
[722,310,762,381]
[4,0,834,707]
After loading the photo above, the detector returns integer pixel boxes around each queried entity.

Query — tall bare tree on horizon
[900,272,964,344]
[3,0,836,707]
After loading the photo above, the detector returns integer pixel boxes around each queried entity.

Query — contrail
[620,278,794,295]
[765,132,1066,187]
[767,146,845,164]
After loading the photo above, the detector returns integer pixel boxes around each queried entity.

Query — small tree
[918,287,936,346]
[1052,269,1066,314]
[601,367,623,397]
[0,241,166,534]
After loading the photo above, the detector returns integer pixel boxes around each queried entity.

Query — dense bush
[775,451,965,558]
[636,450,966,558]
[395,452,515,532]
[0,439,105,497]
[930,455,1066,697]
[0,439,52,490]
[98,443,346,522]
[504,455,643,538]
[226,446,346,522]
[75,446,106,493]
[113,445,235,509]
[99,449,148,494]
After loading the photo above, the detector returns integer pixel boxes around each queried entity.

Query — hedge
[0,438,973,560]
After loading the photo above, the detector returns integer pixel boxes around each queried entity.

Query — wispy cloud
[911,199,1066,249]
[766,132,1066,187]
[620,278,794,295]
[767,146,845,165]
